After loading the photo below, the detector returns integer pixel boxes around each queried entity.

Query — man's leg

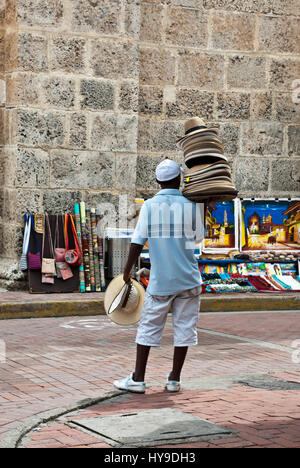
[170,286,201,384]
[133,344,151,382]
[169,346,188,382]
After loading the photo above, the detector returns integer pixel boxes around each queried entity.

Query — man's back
[131,188,204,295]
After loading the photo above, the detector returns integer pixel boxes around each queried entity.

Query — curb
[0,390,123,449]
[0,298,106,320]
[0,294,299,320]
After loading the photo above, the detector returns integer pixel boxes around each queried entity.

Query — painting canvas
[203,199,239,252]
[240,199,300,251]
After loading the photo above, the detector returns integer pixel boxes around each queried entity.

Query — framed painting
[203,199,240,253]
[240,199,300,252]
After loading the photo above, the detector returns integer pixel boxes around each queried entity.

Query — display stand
[28,214,79,293]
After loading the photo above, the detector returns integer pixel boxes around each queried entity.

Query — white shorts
[136,286,201,347]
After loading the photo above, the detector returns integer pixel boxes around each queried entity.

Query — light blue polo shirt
[131,189,204,295]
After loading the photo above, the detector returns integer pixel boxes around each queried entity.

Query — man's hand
[123,272,131,283]
[123,243,144,283]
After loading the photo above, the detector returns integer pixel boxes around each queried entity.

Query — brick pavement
[0,310,300,448]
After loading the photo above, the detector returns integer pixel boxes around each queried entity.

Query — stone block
[165,7,208,48]
[91,40,138,80]
[69,113,87,149]
[0,0,4,26]
[5,0,17,25]
[17,0,64,27]
[177,52,224,88]
[269,59,300,91]
[142,0,171,3]
[0,150,4,186]
[274,93,300,123]
[81,191,124,227]
[72,0,121,34]
[136,154,162,189]
[203,0,300,15]
[166,89,214,119]
[139,47,176,85]
[115,154,137,191]
[43,76,75,109]
[19,32,48,71]
[227,55,266,89]
[6,73,40,106]
[217,92,250,120]
[173,0,202,6]
[0,33,4,73]
[43,190,82,213]
[119,81,139,113]
[0,223,23,258]
[80,79,114,111]
[3,109,18,146]
[124,0,141,39]
[0,108,4,146]
[211,11,255,51]
[251,92,272,121]
[259,16,300,54]
[50,150,114,189]
[4,31,18,73]
[137,118,153,151]
[2,188,42,222]
[235,157,269,192]
[151,120,183,152]
[91,114,137,152]
[1,148,16,187]
[271,159,300,192]
[288,126,300,157]
[139,85,163,115]
[17,109,65,147]
[241,122,283,156]
[140,3,163,43]
[52,37,86,73]
[15,148,49,188]
[218,123,239,155]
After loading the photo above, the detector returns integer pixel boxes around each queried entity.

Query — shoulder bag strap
[22,213,31,255]
[69,214,82,256]
[54,214,59,249]
[45,214,55,259]
[31,213,40,253]
[64,214,69,251]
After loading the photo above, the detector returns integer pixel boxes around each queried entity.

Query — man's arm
[123,243,144,282]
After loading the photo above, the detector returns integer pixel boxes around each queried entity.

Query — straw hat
[104,275,145,326]
[177,117,219,148]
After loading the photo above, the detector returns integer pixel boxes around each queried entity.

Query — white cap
[155,159,184,182]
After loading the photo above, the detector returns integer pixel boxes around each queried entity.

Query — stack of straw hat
[177,117,238,202]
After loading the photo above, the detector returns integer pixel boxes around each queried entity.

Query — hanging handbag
[20,213,31,271]
[54,214,66,262]
[41,214,56,276]
[34,214,44,234]
[64,213,82,267]
[28,214,42,270]
[56,262,74,280]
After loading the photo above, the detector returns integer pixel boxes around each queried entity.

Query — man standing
[114,159,204,393]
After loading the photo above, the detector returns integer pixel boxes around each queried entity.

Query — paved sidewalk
[0,310,300,448]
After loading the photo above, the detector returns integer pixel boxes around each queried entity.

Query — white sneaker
[113,373,146,393]
[165,374,181,392]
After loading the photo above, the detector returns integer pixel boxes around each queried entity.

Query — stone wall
[0,0,299,288]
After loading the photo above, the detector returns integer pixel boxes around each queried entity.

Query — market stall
[20,198,300,295]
